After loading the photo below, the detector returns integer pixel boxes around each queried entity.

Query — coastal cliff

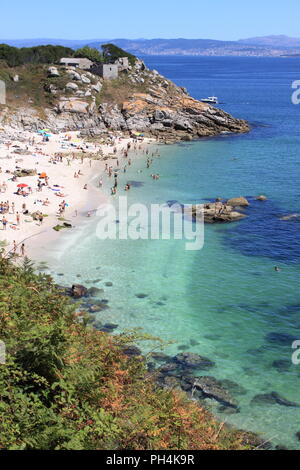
[0,59,249,141]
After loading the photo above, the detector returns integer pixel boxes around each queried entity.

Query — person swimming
[274,266,281,272]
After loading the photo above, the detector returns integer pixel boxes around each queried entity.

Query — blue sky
[1,0,299,40]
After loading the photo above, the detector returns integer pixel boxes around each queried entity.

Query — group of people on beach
[0,128,161,258]
[99,140,161,198]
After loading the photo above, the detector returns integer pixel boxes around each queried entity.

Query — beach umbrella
[17,183,28,188]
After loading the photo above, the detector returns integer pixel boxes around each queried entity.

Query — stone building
[116,57,129,71]
[0,80,6,105]
[59,58,93,70]
[92,63,119,80]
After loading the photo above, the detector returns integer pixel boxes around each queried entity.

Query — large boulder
[265,331,298,345]
[92,81,102,93]
[87,286,104,297]
[193,376,239,409]
[227,196,249,207]
[251,392,300,407]
[280,213,300,221]
[81,74,91,84]
[99,104,127,130]
[48,66,60,77]
[58,99,89,114]
[71,284,88,298]
[66,70,82,81]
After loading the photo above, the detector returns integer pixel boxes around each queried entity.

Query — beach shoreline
[0,126,156,261]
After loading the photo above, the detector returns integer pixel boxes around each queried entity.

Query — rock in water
[122,345,142,357]
[71,284,88,298]
[219,379,247,396]
[87,287,104,297]
[251,391,300,407]
[280,213,300,221]
[272,359,291,372]
[193,376,239,409]
[265,331,298,345]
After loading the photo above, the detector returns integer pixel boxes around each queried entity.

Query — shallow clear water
[42,57,300,449]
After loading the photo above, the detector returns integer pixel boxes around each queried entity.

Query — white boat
[201,96,218,104]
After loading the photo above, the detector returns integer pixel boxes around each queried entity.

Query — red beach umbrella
[17,183,28,188]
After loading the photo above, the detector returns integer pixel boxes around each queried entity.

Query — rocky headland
[0,59,249,142]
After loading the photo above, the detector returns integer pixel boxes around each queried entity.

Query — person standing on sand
[11,202,15,214]
[16,212,20,226]
[20,243,25,257]
[13,240,17,254]
[2,217,7,230]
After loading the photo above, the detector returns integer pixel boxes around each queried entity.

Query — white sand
[0,127,155,259]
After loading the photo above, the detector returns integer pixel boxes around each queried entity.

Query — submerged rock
[102,323,118,330]
[190,339,200,346]
[89,303,109,313]
[163,376,182,389]
[280,213,300,221]
[87,287,104,297]
[150,352,171,362]
[219,379,247,396]
[251,392,300,407]
[159,362,178,373]
[272,359,291,372]
[178,345,189,351]
[265,331,298,345]
[135,293,148,299]
[185,201,246,224]
[122,345,142,357]
[193,376,239,409]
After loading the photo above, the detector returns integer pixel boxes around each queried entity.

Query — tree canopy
[101,43,137,65]
[75,46,103,63]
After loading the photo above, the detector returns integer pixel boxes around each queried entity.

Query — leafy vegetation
[0,257,258,450]
[75,46,103,63]
[0,42,136,69]
[0,44,74,67]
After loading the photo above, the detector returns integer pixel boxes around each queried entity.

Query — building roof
[60,58,94,67]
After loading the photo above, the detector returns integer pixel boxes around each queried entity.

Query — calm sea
[42,56,300,449]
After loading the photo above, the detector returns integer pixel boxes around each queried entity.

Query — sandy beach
[0,126,155,260]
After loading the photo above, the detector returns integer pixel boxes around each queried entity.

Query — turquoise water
[42,57,300,449]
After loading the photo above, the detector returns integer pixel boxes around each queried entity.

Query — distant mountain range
[1,36,300,57]
[238,35,300,48]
